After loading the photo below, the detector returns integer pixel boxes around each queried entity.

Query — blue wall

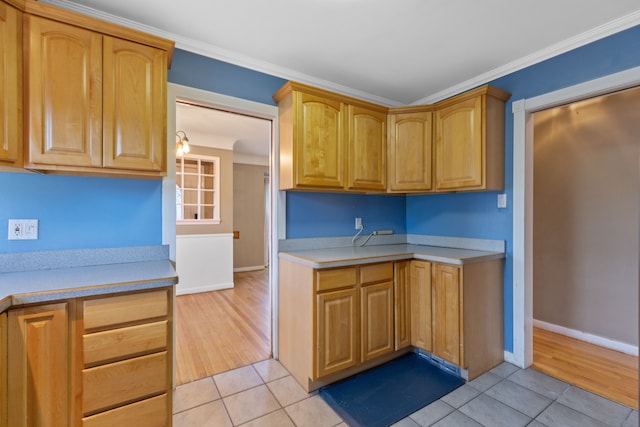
[407,25,640,352]
[287,192,406,238]
[0,173,162,253]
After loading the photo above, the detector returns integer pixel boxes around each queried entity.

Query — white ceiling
[44,0,640,157]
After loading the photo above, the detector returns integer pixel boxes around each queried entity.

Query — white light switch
[8,219,39,240]
[497,194,507,209]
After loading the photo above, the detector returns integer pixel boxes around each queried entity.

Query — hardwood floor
[533,326,639,409]
[175,269,271,385]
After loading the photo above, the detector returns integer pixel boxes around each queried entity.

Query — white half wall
[176,233,234,295]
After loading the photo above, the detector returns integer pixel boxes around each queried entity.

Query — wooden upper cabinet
[25,15,103,168]
[19,0,173,177]
[295,92,345,189]
[0,1,22,168]
[388,108,433,192]
[347,105,387,191]
[103,36,165,172]
[434,85,510,191]
[275,83,346,190]
[274,81,388,192]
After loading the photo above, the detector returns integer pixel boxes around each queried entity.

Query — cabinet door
[316,288,358,378]
[0,2,21,168]
[24,15,103,168]
[388,111,432,191]
[347,105,386,191]
[294,92,345,189]
[432,263,461,365]
[434,95,482,190]
[410,260,432,351]
[103,37,166,172]
[361,281,394,361]
[8,303,69,427]
[393,261,411,350]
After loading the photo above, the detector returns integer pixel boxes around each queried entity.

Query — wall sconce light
[176,130,191,157]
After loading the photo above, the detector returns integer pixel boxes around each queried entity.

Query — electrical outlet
[497,194,507,209]
[355,217,363,230]
[8,219,38,240]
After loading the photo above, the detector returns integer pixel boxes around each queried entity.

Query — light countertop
[0,246,178,312]
[279,244,505,269]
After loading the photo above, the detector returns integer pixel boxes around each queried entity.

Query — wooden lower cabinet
[7,302,71,427]
[393,261,411,350]
[411,260,503,380]
[279,259,400,392]
[0,287,173,427]
[316,288,358,378]
[410,260,432,352]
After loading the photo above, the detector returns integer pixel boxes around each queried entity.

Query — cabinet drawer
[82,351,167,415]
[83,320,168,366]
[83,290,168,331]
[316,267,357,292]
[82,394,168,427]
[360,262,393,285]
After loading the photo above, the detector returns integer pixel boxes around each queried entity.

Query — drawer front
[316,267,357,292]
[360,262,393,285]
[83,290,168,331]
[83,320,168,366]
[82,394,168,427]
[82,351,168,415]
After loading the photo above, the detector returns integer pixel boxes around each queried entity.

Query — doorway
[162,83,281,385]
[530,87,639,407]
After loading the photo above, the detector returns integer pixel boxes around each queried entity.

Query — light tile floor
[173,358,639,427]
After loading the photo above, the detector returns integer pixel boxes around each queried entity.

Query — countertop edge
[279,245,506,269]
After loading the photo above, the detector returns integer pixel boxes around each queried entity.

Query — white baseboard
[234,265,266,272]
[176,281,234,296]
[534,319,638,356]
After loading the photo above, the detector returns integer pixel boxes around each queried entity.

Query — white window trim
[176,153,221,225]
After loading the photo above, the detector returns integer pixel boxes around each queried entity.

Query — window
[176,154,220,224]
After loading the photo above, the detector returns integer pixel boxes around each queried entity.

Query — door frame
[163,82,284,358]
[510,65,640,368]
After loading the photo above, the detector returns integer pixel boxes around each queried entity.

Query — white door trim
[510,66,640,368]
[164,82,283,358]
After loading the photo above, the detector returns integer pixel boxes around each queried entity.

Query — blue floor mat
[319,353,465,427]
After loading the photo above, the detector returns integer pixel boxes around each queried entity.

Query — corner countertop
[0,246,178,313]
[279,244,505,269]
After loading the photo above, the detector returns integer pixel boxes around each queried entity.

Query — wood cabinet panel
[8,302,69,427]
[83,290,168,331]
[102,36,165,172]
[0,1,22,168]
[83,320,168,366]
[410,260,432,351]
[82,351,167,415]
[82,394,171,427]
[432,263,461,365]
[393,261,411,350]
[316,288,358,378]
[24,15,102,168]
[361,281,394,361]
[315,267,357,292]
[294,91,345,189]
[347,105,387,191]
[388,110,433,191]
[435,96,482,190]
[82,394,168,427]
[360,261,393,285]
